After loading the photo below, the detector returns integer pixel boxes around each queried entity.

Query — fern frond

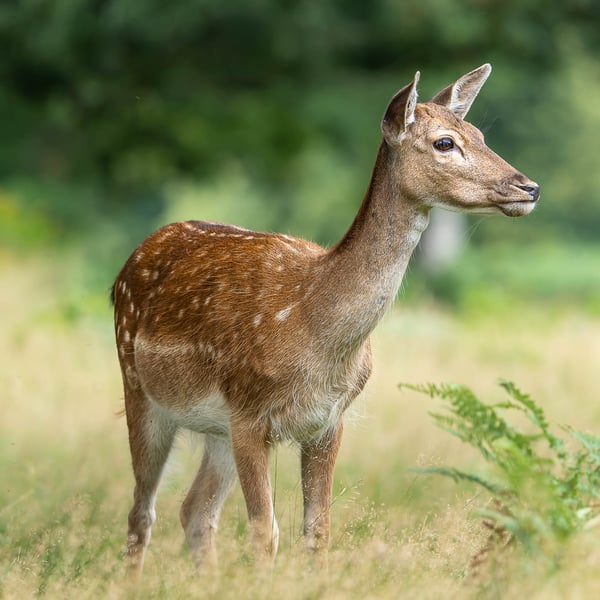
[405,379,600,554]
[410,467,506,495]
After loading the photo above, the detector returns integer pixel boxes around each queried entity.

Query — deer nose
[517,183,540,201]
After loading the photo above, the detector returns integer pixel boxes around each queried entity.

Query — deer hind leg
[230,418,279,566]
[180,433,237,571]
[124,387,177,583]
[301,421,344,568]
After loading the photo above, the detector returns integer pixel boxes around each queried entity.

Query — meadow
[2,2,600,597]
[2,252,600,599]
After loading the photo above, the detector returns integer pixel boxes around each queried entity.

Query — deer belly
[270,393,349,444]
[148,391,231,436]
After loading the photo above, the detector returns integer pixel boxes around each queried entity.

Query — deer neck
[315,142,429,349]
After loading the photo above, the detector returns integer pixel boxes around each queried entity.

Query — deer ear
[381,71,420,144]
[431,64,492,119]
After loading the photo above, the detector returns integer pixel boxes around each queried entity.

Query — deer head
[381,64,540,217]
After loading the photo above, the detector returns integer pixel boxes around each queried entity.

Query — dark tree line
[1,0,599,243]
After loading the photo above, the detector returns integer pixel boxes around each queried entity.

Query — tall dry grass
[2,256,600,598]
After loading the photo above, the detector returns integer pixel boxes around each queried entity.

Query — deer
[111,64,539,582]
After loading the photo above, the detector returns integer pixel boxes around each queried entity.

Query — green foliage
[401,381,600,552]
[1,0,600,248]
[418,242,600,314]
[1,0,600,318]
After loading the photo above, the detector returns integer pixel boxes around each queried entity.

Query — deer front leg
[230,419,279,565]
[301,422,343,565]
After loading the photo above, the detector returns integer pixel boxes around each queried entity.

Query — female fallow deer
[112,64,539,581]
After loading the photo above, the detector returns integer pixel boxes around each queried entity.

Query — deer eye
[433,137,455,152]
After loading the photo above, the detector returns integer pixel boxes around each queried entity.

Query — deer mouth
[496,199,538,217]
[493,182,540,217]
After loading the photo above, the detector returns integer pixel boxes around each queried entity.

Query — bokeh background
[1,0,599,308]
[2,1,600,597]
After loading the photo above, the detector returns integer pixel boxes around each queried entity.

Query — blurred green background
[1,0,599,315]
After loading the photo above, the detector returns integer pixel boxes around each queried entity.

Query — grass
[2,255,600,598]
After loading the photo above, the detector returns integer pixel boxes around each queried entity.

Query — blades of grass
[475,508,534,553]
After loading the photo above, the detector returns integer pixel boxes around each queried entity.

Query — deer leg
[125,389,177,583]
[301,421,344,566]
[230,419,278,565]
[180,433,237,571]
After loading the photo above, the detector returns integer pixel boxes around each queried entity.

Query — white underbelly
[149,392,231,436]
[147,390,348,444]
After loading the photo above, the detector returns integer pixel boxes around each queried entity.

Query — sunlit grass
[2,256,600,598]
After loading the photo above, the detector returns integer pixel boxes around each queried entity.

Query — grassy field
[2,255,600,599]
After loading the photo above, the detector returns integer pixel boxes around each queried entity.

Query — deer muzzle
[494,174,540,217]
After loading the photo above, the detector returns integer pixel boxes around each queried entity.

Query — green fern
[400,381,600,552]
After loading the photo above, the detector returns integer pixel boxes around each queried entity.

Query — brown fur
[113,65,539,581]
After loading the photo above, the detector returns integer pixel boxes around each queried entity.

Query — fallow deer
[112,64,539,581]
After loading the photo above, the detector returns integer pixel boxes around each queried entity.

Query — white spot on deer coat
[275,306,293,321]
